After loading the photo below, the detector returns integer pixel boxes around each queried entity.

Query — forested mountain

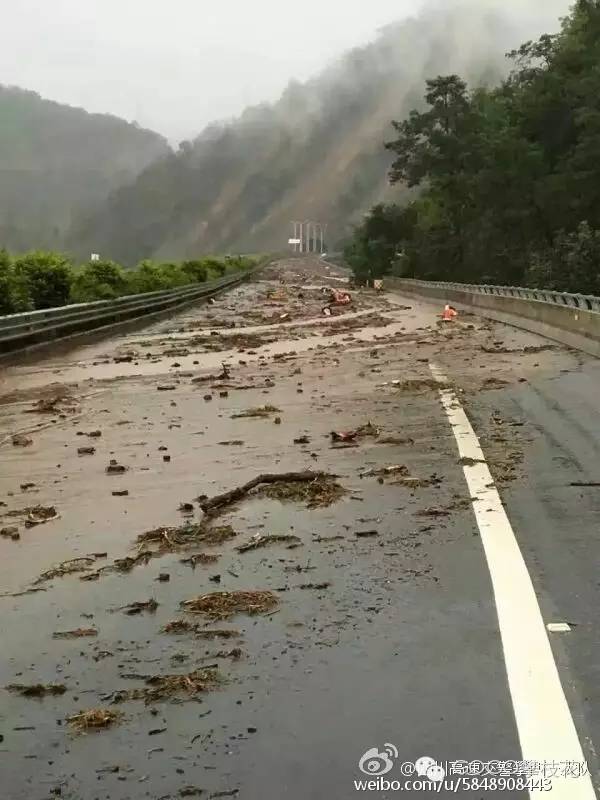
[0,86,169,252]
[345,0,600,294]
[69,1,565,265]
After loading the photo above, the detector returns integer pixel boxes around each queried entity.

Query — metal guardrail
[401,279,600,313]
[0,271,252,355]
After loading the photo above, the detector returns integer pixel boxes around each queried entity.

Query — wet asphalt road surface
[0,257,598,799]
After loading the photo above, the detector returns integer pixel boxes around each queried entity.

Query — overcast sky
[1,0,428,143]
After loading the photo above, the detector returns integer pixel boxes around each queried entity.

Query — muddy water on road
[0,259,587,799]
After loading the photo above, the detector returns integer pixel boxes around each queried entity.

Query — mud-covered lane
[0,257,594,799]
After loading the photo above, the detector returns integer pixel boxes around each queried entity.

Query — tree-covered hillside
[0,86,169,252]
[69,1,562,264]
[345,0,600,294]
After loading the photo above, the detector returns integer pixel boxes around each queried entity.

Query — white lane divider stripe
[430,363,596,799]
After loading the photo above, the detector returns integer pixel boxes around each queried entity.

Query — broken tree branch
[198,471,333,514]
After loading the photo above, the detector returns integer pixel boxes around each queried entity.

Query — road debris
[106,459,128,474]
[162,620,240,638]
[67,709,122,733]
[199,471,345,515]
[231,404,281,419]
[181,553,220,567]
[298,582,331,590]
[34,556,99,584]
[53,627,98,638]
[117,668,222,703]
[216,646,243,660]
[482,377,510,390]
[117,599,159,616]
[23,505,59,527]
[331,421,379,444]
[360,465,409,478]
[12,434,32,447]
[181,590,279,620]
[25,387,77,414]
[391,475,443,489]
[391,378,446,392]
[236,534,302,553]
[378,436,415,446]
[1,526,20,540]
[458,456,486,467]
[136,523,236,555]
[7,683,67,697]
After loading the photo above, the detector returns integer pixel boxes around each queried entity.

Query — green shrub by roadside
[0,251,258,315]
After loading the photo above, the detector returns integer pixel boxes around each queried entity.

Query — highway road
[0,257,598,799]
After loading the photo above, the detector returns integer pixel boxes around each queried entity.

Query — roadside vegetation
[0,250,257,315]
[345,0,600,295]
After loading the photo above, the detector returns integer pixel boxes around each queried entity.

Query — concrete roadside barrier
[385,277,600,357]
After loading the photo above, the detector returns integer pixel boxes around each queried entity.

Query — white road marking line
[430,363,596,799]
